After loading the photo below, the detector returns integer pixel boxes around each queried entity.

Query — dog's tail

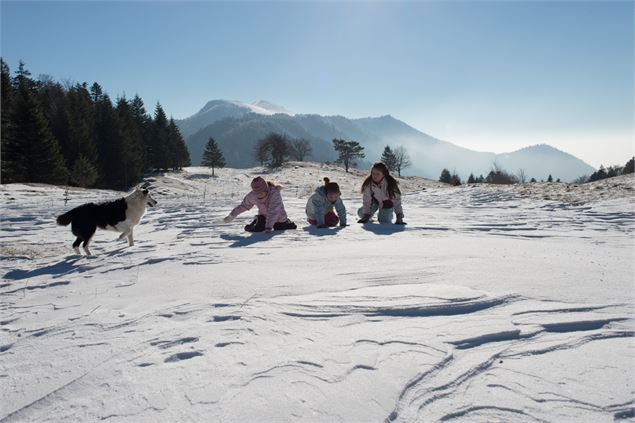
[56,210,74,226]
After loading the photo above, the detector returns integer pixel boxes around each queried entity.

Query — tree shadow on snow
[3,255,93,281]
[302,225,346,237]
[220,232,279,248]
[360,222,407,236]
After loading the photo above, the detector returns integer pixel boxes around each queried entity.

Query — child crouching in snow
[224,177,297,232]
[306,178,347,228]
[358,162,406,225]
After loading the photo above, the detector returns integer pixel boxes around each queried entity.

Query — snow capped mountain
[176,101,596,181]
[194,99,293,118]
[177,100,294,139]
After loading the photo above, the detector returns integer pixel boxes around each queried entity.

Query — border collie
[56,187,157,255]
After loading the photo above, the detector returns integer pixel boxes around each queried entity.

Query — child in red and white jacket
[357,162,406,225]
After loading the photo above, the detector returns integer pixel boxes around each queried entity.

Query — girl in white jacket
[357,162,406,225]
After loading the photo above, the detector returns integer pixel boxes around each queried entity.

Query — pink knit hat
[251,177,269,193]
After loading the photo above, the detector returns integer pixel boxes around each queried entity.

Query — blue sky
[1,1,633,168]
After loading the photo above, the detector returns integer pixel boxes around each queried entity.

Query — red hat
[251,177,268,193]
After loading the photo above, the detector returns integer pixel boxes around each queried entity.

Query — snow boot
[245,215,266,232]
[273,219,297,230]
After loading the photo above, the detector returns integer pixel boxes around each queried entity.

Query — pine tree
[37,77,69,162]
[5,64,68,184]
[439,168,452,184]
[547,174,553,182]
[129,95,152,171]
[202,137,225,176]
[151,103,170,171]
[66,83,97,169]
[467,173,476,184]
[90,82,103,103]
[116,97,145,184]
[624,157,634,174]
[71,154,98,187]
[380,145,397,171]
[1,59,14,183]
[332,138,365,172]
[167,118,190,170]
[94,93,127,189]
[451,172,462,186]
[588,166,607,182]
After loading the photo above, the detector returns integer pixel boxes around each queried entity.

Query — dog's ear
[138,181,152,194]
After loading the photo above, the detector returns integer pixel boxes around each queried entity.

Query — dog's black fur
[57,198,128,250]
[56,187,156,255]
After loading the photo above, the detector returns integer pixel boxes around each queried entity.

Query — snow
[1,163,634,422]
[229,100,294,116]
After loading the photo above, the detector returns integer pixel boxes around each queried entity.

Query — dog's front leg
[127,230,134,246]
[118,226,131,242]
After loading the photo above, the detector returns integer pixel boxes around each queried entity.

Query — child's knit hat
[251,177,269,193]
[323,177,340,194]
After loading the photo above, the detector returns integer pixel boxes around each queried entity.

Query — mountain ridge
[176,100,596,181]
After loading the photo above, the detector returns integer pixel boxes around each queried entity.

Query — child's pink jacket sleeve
[230,192,255,217]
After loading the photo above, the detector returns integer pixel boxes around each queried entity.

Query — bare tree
[393,146,412,177]
[516,168,527,183]
[290,139,312,161]
[254,139,268,166]
[253,132,292,168]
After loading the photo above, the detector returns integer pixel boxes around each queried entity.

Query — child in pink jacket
[223,177,297,232]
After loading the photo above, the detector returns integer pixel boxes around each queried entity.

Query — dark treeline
[1,60,190,190]
[585,158,634,183]
[440,157,634,186]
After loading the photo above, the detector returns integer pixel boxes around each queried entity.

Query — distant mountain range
[176,100,595,181]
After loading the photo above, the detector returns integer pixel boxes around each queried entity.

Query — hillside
[1,163,633,422]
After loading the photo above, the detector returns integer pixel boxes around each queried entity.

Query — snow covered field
[1,163,634,422]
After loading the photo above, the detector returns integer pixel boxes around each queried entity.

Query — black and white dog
[56,187,157,255]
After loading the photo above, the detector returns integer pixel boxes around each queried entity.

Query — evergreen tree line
[584,158,634,183]
[439,164,560,186]
[1,60,190,190]
[439,156,634,186]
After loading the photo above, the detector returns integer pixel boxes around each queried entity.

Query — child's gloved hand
[223,215,234,223]
[395,214,406,225]
[265,227,273,233]
[357,215,370,224]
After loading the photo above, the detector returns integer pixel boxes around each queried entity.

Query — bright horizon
[1,1,633,169]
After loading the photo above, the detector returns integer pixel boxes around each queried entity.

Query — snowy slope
[1,164,634,422]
